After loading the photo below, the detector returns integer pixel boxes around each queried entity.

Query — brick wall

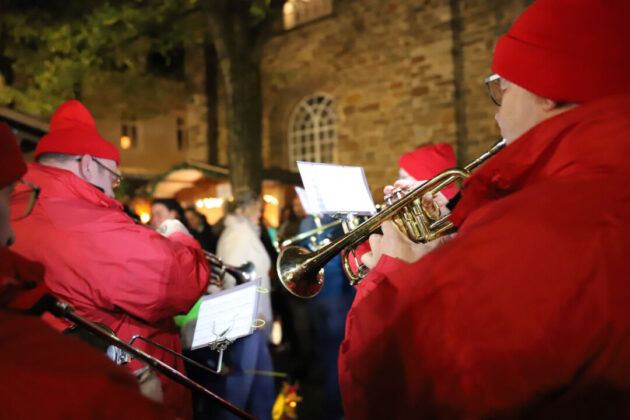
[257,0,534,199]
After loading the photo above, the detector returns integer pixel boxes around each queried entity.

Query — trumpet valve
[392,188,405,201]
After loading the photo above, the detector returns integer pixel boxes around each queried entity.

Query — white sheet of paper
[191,279,261,350]
[294,186,321,215]
[297,161,377,215]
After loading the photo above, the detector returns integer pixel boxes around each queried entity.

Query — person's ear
[540,97,559,112]
[77,155,94,179]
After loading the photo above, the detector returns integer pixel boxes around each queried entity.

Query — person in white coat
[215,189,274,420]
[217,191,272,333]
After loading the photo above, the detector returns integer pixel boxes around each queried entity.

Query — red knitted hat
[34,100,120,164]
[398,143,458,199]
[492,0,630,104]
[0,123,27,189]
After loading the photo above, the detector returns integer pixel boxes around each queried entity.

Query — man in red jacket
[0,122,172,418]
[11,101,211,419]
[340,0,630,418]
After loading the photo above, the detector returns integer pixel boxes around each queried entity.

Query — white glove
[158,219,192,238]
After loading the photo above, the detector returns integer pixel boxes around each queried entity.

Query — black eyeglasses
[93,158,123,189]
[11,180,41,221]
[76,157,123,189]
[485,73,503,106]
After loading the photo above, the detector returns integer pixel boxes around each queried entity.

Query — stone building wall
[93,0,535,197]
[457,0,533,159]
[97,109,187,175]
[255,0,534,198]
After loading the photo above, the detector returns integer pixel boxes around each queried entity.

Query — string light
[195,197,224,209]
[263,195,279,205]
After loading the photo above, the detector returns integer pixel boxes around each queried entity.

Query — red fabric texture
[0,309,172,419]
[0,247,171,418]
[492,0,630,104]
[11,163,210,419]
[0,123,26,189]
[34,100,120,164]
[0,246,71,331]
[339,94,630,419]
[0,245,45,308]
[398,143,458,199]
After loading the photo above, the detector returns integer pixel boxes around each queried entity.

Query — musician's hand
[383,180,450,217]
[361,221,454,269]
[421,192,450,218]
[158,219,192,238]
[383,179,417,195]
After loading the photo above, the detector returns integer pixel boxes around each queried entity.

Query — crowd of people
[1,0,629,419]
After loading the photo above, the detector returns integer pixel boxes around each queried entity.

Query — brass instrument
[205,251,256,286]
[277,139,507,298]
[273,218,342,252]
[29,294,256,420]
[137,221,255,287]
[273,214,371,253]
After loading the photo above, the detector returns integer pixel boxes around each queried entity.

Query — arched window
[288,93,337,168]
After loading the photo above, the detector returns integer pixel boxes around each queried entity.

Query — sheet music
[191,279,261,350]
[294,186,322,215]
[297,161,377,215]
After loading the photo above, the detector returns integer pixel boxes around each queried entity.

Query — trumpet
[135,220,255,287]
[273,218,342,252]
[273,215,372,253]
[277,139,507,298]
[29,294,256,420]
[204,251,256,286]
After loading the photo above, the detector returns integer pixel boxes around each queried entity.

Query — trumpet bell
[277,245,325,298]
[277,139,507,298]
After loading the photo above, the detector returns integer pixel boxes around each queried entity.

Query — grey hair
[35,152,78,164]
[224,188,259,215]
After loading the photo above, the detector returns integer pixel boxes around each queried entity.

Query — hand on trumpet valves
[361,220,455,269]
[383,179,450,219]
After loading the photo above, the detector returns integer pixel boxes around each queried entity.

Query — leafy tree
[0,0,286,193]
[0,0,196,115]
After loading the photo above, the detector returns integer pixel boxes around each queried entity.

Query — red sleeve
[339,192,629,419]
[0,310,172,419]
[167,231,203,250]
[71,214,211,324]
[350,254,408,308]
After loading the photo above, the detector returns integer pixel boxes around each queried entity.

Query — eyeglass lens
[486,76,503,106]
[94,158,122,190]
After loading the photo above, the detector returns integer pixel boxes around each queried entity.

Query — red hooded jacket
[11,163,210,419]
[0,246,172,419]
[339,95,630,419]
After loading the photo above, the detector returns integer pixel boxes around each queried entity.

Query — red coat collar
[451,94,630,227]
[23,163,123,211]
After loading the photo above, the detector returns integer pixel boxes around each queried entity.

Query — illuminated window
[121,113,138,150]
[288,93,337,168]
[176,117,187,150]
[283,0,333,30]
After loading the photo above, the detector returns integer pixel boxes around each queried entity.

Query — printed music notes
[191,279,262,350]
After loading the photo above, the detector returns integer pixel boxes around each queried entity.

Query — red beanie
[34,100,120,165]
[492,0,630,104]
[398,143,458,199]
[0,123,27,189]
